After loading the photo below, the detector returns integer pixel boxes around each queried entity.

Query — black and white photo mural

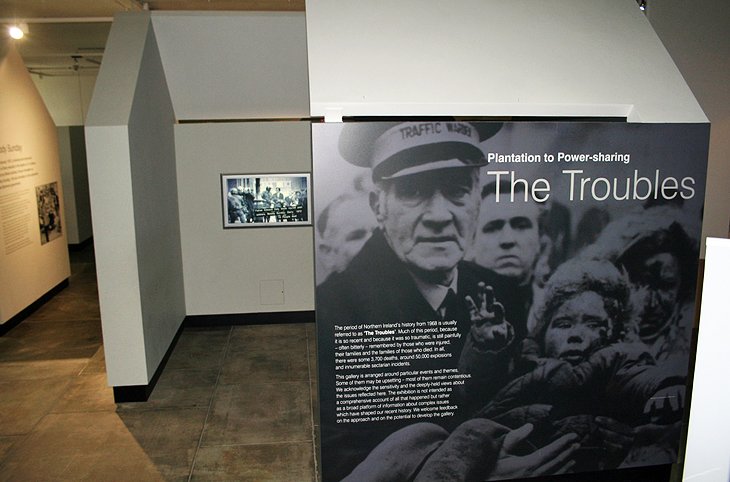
[313,120,709,481]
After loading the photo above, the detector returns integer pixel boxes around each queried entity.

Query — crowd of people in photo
[227,184,307,224]
[315,121,699,480]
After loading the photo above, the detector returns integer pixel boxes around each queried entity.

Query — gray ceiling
[0,0,304,72]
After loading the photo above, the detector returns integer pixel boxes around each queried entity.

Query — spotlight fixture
[637,0,647,11]
[8,23,28,40]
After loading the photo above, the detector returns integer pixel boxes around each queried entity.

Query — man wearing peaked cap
[331,121,504,285]
[316,121,547,481]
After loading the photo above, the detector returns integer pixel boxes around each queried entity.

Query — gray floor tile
[218,342,309,385]
[227,323,307,354]
[201,381,312,446]
[165,330,230,371]
[117,408,209,481]
[311,379,320,427]
[191,442,316,481]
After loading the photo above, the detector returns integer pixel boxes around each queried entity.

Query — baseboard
[184,310,315,327]
[112,321,185,403]
[0,279,69,336]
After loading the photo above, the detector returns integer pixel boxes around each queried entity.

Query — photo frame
[221,173,311,228]
[36,181,63,244]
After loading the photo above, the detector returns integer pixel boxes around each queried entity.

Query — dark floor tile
[69,245,96,265]
[308,344,318,376]
[51,373,116,413]
[0,377,71,435]
[0,411,187,482]
[69,262,98,279]
[311,379,320,426]
[117,368,219,412]
[201,381,312,446]
[191,442,316,481]
[165,330,230,371]
[218,342,309,385]
[304,321,315,337]
[306,323,318,381]
[227,323,307,354]
[24,291,100,322]
[0,320,102,362]
[117,408,209,481]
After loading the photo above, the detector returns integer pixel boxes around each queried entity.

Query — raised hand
[465,282,514,346]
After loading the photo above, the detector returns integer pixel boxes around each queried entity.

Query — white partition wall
[683,238,730,481]
[306,0,706,123]
[86,11,310,390]
[86,13,184,386]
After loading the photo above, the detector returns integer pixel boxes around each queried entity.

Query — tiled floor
[0,245,320,481]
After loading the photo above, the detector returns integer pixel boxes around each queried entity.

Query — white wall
[647,0,730,251]
[176,122,314,315]
[86,13,185,386]
[0,41,71,323]
[32,72,97,128]
[129,25,185,377]
[151,12,309,120]
[306,0,706,123]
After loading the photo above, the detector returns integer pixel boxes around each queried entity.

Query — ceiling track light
[637,0,647,12]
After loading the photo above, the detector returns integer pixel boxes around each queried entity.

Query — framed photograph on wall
[36,181,63,245]
[221,173,311,228]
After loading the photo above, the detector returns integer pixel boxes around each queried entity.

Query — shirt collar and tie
[411,272,459,320]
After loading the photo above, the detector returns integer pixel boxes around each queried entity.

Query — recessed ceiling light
[8,23,28,40]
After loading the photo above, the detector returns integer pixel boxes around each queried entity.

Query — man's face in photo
[472,192,541,285]
[371,168,479,277]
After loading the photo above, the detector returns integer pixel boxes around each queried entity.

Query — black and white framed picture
[221,173,311,228]
[36,181,62,245]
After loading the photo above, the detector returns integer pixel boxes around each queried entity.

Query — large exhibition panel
[313,120,708,479]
